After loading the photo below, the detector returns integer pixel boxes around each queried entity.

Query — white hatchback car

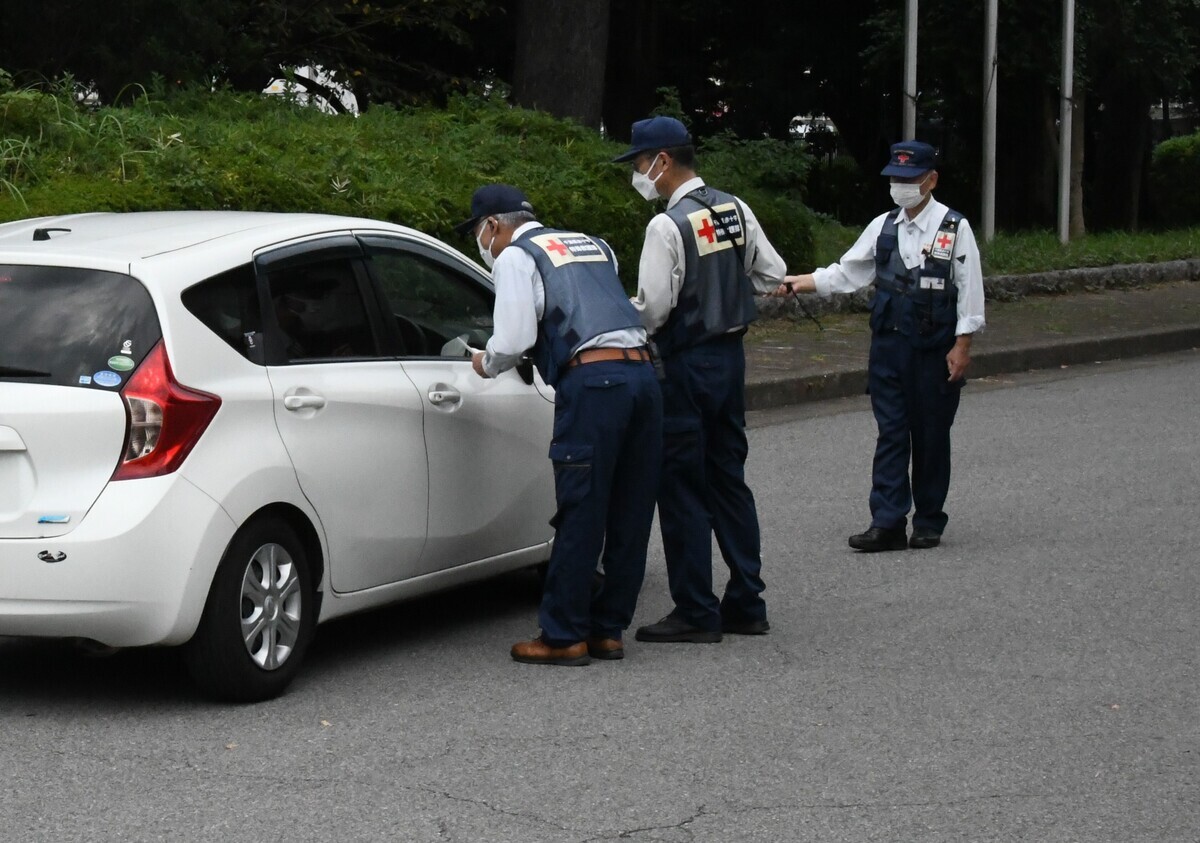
[0,211,556,701]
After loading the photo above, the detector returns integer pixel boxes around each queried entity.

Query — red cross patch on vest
[685,203,745,257]
[528,233,610,268]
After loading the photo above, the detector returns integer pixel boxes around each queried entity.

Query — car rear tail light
[112,340,221,481]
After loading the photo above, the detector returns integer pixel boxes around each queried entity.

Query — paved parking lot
[1,352,1197,842]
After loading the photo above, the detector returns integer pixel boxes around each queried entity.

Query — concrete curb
[745,324,1200,411]
[984,260,1200,301]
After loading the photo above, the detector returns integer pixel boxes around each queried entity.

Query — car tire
[184,517,316,703]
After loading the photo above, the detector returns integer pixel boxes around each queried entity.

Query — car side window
[361,242,494,357]
[181,264,263,362]
[266,257,378,362]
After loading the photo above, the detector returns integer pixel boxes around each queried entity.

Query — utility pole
[982,0,998,242]
[903,0,918,139]
[1057,0,1076,244]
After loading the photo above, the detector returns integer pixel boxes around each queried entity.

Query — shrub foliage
[1151,131,1200,226]
[0,80,816,279]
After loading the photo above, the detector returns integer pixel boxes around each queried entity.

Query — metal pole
[903,0,918,139]
[1057,0,1075,243]
[982,0,998,242]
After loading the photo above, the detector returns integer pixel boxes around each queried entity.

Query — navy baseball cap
[611,116,693,163]
[880,141,937,177]
[455,184,535,235]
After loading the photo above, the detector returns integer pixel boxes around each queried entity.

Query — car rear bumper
[0,474,236,647]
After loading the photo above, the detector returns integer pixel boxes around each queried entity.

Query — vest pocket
[931,296,957,325]
[869,290,893,333]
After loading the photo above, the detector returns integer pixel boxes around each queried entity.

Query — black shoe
[848,526,908,552]
[722,617,771,635]
[909,527,941,549]
[635,613,722,643]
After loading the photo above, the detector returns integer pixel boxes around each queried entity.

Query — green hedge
[1151,131,1200,225]
[0,82,816,282]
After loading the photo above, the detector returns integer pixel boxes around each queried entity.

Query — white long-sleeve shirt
[812,196,986,336]
[632,177,787,334]
[482,222,647,378]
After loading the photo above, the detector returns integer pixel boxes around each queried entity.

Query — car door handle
[427,385,461,406]
[284,394,327,411]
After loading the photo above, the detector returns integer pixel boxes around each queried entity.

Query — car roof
[0,211,454,269]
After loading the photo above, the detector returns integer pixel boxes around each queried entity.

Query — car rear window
[0,264,161,390]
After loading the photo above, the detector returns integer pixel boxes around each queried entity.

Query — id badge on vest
[919,274,946,291]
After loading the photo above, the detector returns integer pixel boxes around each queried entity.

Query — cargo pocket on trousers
[548,442,594,529]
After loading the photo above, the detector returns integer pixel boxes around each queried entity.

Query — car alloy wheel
[240,542,303,670]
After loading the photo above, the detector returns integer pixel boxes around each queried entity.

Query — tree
[0,0,495,109]
[1080,0,1200,229]
[512,0,610,129]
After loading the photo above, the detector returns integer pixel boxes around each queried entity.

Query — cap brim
[611,146,646,163]
[880,164,932,177]
[453,216,481,237]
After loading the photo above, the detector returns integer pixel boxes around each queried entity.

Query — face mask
[476,222,496,269]
[631,156,663,201]
[890,175,930,209]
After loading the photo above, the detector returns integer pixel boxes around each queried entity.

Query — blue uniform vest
[510,228,643,388]
[870,207,963,350]
[656,186,758,357]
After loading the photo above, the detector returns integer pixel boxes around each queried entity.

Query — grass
[981,228,1200,275]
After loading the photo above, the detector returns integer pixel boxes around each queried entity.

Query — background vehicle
[0,211,556,701]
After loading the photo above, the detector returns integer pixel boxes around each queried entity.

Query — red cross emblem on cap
[936,233,953,250]
[696,218,717,244]
[544,239,569,256]
[896,152,911,164]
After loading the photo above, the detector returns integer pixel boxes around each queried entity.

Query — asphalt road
[2,352,1197,842]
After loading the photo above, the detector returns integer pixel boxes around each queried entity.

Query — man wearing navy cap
[613,116,787,644]
[779,141,985,552]
[458,184,663,665]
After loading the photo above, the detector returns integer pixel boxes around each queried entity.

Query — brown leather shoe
[586,637,625,660]
[511,637,590,666]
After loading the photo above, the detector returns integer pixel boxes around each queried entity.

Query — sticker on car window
[107,355,134,372]
[92,370,122,387]
[78,375,92,384]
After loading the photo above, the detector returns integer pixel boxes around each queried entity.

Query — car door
[256,236,430,593]
[357,234,555,570]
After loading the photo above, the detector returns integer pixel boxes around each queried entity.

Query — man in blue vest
[457,184,663,665]
[779,141,985,551]
[613,116,787,643]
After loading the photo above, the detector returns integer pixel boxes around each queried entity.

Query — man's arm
[773,213,888,297]
[945,217,985,382]
[473,248,540,378]
[740,202,787,292]
[630,216,684,335]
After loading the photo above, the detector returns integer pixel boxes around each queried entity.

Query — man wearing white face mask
[612,116,787,644]
[777,141,985,553]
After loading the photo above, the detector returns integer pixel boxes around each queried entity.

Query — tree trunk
[601,0,663,139]
[1070,92,1086,239]
[1091,66,1152,230]
[513,0,610,129]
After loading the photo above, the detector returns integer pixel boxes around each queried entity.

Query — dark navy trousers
[538,359,663,647]
[866,330,964,534]
[657,333,766,632]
